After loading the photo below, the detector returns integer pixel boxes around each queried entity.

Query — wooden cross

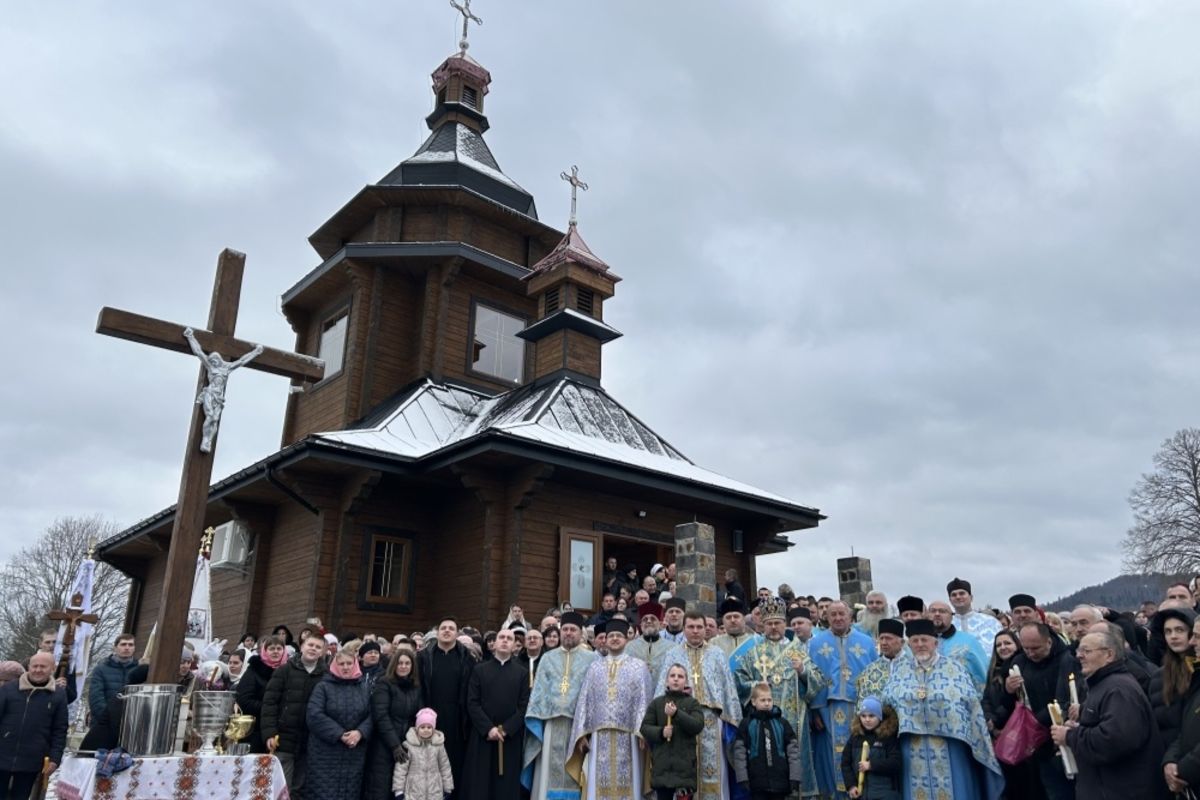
[560,165,588,227]
[96,248,324,683]
[450,0,482,54]
[48,592,100,680]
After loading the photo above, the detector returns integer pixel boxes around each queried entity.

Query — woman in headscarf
[305,642,374,800]
[236,635,288,752]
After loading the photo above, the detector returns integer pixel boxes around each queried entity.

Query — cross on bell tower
[450,0,482,55]
[560,165,589,227]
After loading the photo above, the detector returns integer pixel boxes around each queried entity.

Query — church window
[576,288,595,316]
[470,302,525,383]
[363,530,415,609]
[317,312,348,377]
[462,85,478,108]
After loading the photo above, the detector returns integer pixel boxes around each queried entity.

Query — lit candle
[858,742,869,793]
[1068,673,1079,706]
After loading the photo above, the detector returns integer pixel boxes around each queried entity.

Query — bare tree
[0,515,130,663]
[1123,428,1200,575]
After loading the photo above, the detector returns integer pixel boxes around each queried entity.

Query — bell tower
[518,167,621,385]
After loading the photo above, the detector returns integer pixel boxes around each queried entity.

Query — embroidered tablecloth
[55,754,289,800]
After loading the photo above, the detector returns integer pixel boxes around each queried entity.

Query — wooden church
[98,41,824,641]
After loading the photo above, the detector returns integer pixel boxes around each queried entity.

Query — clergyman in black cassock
[463,629,531,800]
[417,619,474,798]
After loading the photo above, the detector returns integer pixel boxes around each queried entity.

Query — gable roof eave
[405,428,824,528]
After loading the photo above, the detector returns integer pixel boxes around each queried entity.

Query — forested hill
[1045,573,1190,612]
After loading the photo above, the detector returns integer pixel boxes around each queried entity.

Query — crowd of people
[1,563,1200,800]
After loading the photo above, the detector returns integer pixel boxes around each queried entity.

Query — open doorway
[558,528,673,613]
[603,537,671,594]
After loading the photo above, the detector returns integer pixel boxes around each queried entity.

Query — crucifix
[560,164,588,227]
[48,593,101,681]
[449,0,482,55]
[96,248,324,682]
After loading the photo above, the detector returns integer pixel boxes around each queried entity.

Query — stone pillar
[675,522,716,617]
[837,556,873,606]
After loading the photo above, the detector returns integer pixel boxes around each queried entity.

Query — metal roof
[378,122,537,218]
[317,377,812,511]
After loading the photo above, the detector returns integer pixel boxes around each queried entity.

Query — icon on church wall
[569,538,595,610]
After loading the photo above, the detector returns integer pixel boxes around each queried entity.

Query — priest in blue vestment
[568,619,654,800]
[808,601,875,799]
[523,611,597,800]
[731,598,827,797]
[928,600,989,694]
[656,611,743,800]
[884,619,1004,800]
[946,577,1003,653]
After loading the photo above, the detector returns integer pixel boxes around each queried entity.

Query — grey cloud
[4,2,1199,609]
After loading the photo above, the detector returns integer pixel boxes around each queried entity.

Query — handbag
[993,693,1049,766]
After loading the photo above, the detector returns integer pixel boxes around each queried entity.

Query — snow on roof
[316,378,807,509]
[403,123,526,193]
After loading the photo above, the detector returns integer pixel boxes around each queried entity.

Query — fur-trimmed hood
[405,726,446,748]
[850,703,898,739]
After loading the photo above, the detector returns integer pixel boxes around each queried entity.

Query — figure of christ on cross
[48,593,100,682]
[96,248,324,683]
[183,327,263,453]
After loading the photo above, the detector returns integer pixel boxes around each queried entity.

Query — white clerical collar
[495,656,512,666]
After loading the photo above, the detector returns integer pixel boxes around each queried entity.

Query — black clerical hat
[604,619,631,637]
[560,612,586,628]
[787,606,812,621]
[718,597,746,617]
[946,577,971,595]
[1009,594,1037,611]
[905,619,936,638]
[664,597,687,611]
[897,595,924,615]
[878,618,905,638]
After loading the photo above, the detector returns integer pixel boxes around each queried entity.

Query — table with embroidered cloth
[55,753,289,800]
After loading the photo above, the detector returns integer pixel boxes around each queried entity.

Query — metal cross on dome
[450,0,482,54]
[560,164,589,227]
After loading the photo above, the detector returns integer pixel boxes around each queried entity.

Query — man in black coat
[417,617,475,797]
[461,629,530,800]
[1052,630,1163,799]
[0,652,67,798]
[1003,622,1079,800]
[260,635,327,797]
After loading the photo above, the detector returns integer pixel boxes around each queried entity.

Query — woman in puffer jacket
[393,707,454,800]
[305,644,374,800]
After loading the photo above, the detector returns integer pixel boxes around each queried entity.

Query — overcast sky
[4,2,1199,611]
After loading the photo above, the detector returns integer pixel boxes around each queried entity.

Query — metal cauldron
[117,683,183,757]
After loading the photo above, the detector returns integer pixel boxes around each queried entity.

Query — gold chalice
[224,714,256,756]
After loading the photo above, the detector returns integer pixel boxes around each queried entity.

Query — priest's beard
[858,611,886,638]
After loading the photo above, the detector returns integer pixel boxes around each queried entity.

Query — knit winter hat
[859,697,883,718]
[416,707,437,728]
